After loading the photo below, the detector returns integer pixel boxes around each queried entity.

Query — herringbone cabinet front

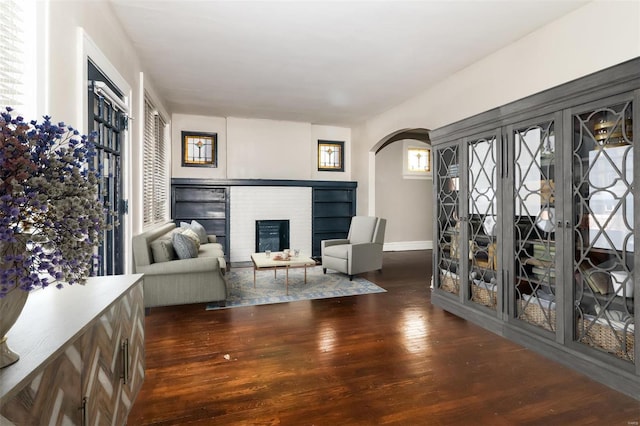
[83,283,145,424]
[0,279,144,425]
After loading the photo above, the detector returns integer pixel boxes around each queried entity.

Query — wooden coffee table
[250,252,316,295]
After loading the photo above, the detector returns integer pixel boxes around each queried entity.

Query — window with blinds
[143,97,169,226]
[0,0,35,116]
[0,0,23,111]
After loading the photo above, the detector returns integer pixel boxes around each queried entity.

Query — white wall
[46,1,171,272]
[376,141,432,250]
[311,125,352,181]
[227,117,311,179]
[171,114,227,179]
[171,115,352,181]
[48,1,139,128]
[353,0,640,218]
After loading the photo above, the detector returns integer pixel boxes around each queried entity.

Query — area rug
[206,266,386,310]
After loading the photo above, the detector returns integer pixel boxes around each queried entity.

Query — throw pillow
[180,220,208,244]
[190,220,208,244]
[173,232,198,259]
[150,238,176,263]
[181,228,201,250]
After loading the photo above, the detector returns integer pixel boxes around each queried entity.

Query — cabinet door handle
[79,397,87,426]
[503,134,508,178]
[121,338,129,384]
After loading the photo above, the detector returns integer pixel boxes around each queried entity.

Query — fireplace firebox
[255,220,290,253]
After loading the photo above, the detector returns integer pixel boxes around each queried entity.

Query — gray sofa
[132,222,228,308]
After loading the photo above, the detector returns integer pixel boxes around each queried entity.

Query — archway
[369,128,432,251]
[368,128,430,214]
[372,128,430,154]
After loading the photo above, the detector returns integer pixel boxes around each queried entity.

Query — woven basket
[518,299,556,332]
[579,319,635,362]
[471,284,496,309]
[440,274,459,295]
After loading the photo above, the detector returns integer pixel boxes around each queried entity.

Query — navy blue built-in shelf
[171,179,357,258]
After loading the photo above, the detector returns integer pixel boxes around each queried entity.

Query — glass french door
[87,60,126,275]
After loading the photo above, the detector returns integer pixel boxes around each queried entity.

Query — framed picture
[182,131,217,167]
[318,140,344,172]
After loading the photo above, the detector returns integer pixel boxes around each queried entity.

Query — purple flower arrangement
[0,107,112,297]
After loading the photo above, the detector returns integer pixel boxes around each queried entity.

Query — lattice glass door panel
[512,120,557,332]
[572,99,634,362]
[467,136,497,310]
[89,82,125,276]
[435,145,461,295]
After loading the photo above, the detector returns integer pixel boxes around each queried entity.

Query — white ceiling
[108,0,588,126]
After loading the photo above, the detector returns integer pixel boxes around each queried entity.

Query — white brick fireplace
[229,186,312,262]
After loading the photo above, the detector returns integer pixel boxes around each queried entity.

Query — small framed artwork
[318,140,345,172]
[182,131,217,167]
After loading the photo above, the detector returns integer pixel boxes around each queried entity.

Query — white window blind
[154,113,168,222]
[143,97,169,226]
[0,0,35,117]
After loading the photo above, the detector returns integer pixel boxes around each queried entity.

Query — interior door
[87,60,126,275]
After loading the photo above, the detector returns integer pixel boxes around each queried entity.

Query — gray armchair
[321,216,387,280]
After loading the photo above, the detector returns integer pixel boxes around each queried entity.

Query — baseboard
[383,241,432,251]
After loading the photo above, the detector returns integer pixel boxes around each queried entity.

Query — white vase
[0,237,29,368]
[0,287,28,368]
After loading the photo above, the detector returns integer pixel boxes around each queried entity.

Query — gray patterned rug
[206,266,386,310]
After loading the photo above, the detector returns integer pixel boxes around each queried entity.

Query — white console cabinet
[0,274,145,425]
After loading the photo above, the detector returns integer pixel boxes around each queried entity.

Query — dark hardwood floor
[129,250,640,425]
